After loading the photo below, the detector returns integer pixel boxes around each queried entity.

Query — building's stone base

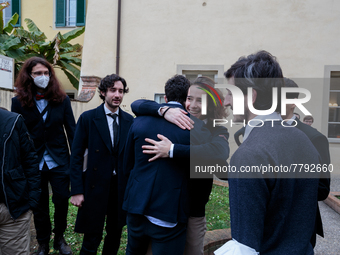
[77,76,101,102]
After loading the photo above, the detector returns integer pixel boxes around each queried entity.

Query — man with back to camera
[123,75,223,255]
[220,51,320,255]
[130,76,230,255]
[283,77,330,248]
[69,74,134,255]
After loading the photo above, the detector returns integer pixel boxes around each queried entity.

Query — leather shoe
[54,235,72,255]
[32,243,49,255]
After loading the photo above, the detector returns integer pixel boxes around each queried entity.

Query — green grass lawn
[46,200,128,255]
[45,184,229,254]
[205,184,230,231]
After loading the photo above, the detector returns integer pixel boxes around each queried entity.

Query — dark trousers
[126,213,187,255]
[33,164,70,244]
[80,175,123,255]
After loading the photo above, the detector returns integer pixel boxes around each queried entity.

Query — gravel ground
[314,176,340,255]
[314,201,340,255]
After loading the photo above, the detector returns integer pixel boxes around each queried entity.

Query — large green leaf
[45,53,54,63]
[60,51,82,58]
[59,60,80,79]
[32,31,47,42]
[16,52,42,62]
[0,33,10,43]
[24,18,47,41]
[59,42,72,48]
[62,68,79,90]
[60,43,83,53]
[1,36,22,50]
[60,55,82,67]
[37,41,49,52]
[13,27,33,40]
[25,18,41,33]
[13,28,44,43]
[3,13,19,33]
[62,26,85,44]
[55,32,63,41]
[4,48,25,59]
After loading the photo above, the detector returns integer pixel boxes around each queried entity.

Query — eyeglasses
[31,71,51,77]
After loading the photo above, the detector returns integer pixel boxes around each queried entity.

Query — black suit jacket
[123,103,213,223]
[11,96,75,167]
[129,100,230,218]
[295,118,331,238]
[131,99,229,164]
[70,104,133,233]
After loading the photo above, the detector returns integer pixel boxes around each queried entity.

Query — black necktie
[109,113,119,150]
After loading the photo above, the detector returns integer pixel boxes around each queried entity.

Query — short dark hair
[224,58,248,79]
[98,74,129,101]
[227,50,284,112]
[303,115,314,122]
[164,75,190,107]
[284,78,299,99]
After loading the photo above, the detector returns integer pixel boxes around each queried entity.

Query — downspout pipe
[116,0,122,75]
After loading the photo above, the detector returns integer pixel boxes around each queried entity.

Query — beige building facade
[1,0,340,164]
[79,0,340,146]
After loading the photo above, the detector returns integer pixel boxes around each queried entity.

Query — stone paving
[314,177,340,255]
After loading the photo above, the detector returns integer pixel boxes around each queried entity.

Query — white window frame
[1,0,12,25]
[65,0,76,27]
[177,64,225,84]
[324,65,340,143]
[154,93,166,104]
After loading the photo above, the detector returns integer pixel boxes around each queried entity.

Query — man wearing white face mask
[11,57,76,255]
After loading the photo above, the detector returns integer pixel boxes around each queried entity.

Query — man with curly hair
[70,74,133,255]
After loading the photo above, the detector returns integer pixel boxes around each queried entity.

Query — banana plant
[0,2,24,63]
[0,3,85,90]
[13,19,85,90]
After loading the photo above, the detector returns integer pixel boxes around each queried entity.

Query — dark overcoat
[11,96,75,167]
[122,103,218,224]
[295,117,331,239]
[70,104,133,233]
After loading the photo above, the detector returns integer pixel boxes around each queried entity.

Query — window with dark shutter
[56,0,85,28]
[76,0,85,26]
[56,0,66,27]
[11,0,20,27]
